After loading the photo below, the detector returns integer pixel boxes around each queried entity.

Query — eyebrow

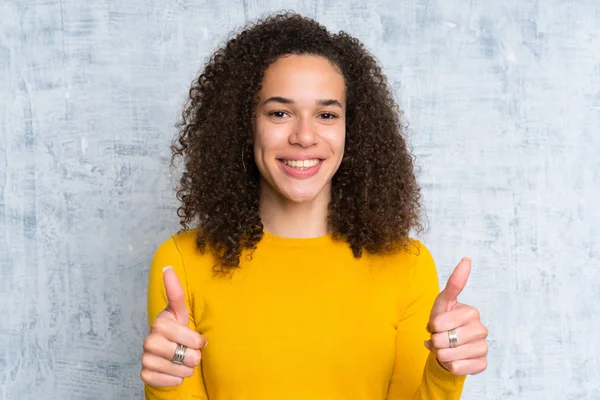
[261,96,344,109]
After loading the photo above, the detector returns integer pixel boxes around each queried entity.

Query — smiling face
[253,54,347,205]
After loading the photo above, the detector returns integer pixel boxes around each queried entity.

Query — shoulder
[171,228,202,255]
[377,238,434,269]
[153,228,200,259]
[153,228,214,277]
[401,239,439,292]
[371,238,438,289]
[409,239,435,266]
[399,238,436,274]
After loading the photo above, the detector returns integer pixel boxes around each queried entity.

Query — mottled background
[1,0,599,399]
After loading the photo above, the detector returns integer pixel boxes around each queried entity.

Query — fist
[425,258,488,376]
[140,266,208,387]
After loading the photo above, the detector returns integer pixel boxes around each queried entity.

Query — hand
[141,266,208,387]
[424,258,488,376]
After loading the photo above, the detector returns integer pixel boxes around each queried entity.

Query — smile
[277,158,324,179]
[280,159,322,169]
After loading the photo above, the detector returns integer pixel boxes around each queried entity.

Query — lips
[280,159,321,168]
[277,158,323,179]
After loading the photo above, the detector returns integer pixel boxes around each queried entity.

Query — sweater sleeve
[386,242,466,400]
[144,236,208,400]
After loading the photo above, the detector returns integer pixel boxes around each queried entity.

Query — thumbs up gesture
[424,258,488,376]
[141,266,208,387]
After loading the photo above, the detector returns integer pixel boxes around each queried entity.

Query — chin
[279,186,325,204]
[281,191,320,203]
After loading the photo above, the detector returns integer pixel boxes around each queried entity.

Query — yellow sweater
[145,229,466,399]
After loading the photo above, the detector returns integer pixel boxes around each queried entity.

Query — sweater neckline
[262,230,334,248]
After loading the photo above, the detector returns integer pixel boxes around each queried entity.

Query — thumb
[431,257,472,316]
[162,266,189,326]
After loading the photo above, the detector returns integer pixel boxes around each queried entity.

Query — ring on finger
[172,343,187,365]
[448,328,459,348]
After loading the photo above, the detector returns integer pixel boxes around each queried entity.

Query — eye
[268,110,289,118]
[319,112,338,120]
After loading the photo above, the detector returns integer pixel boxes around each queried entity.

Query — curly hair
[172,11,423,272]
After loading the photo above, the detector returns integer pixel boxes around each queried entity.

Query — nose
[289,115,318,148]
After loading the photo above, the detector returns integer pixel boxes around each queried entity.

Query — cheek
[338,132,346,153]
[324,127,346,156]
[254,123,289,154]
[252,121,268,155]
[253,133,275,156]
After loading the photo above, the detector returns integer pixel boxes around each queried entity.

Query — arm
[144,236,208,400]
[386,242,466,400]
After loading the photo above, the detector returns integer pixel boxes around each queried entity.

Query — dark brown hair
[172,12,423,272]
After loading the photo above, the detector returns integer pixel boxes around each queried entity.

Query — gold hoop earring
[241,146,247,172]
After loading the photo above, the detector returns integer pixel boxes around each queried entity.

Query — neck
[259,182,330,239]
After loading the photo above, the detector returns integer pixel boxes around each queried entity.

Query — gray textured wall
[1,0,599,399]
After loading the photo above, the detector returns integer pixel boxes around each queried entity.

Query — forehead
[259,54,346,101]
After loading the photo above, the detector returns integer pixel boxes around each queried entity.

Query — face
[253,54,346,204]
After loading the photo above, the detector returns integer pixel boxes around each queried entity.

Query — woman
[140,12,488,400]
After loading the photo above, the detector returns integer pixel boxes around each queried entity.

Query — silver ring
[448,328,459,348]
[172,343,187,364]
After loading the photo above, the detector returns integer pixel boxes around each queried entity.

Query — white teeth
[282,159,320,168]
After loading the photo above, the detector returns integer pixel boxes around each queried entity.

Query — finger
[444,358,488,376]
[433,340,488,364]
[429,258,471,318]
[151,313,207,350]
[163,266,189,326]
[428,304,481,333]
[141,352,196,379]
[143,332,202,368]
[140,369,184,387]
[441,257,471,303]
[430,321,488,349]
